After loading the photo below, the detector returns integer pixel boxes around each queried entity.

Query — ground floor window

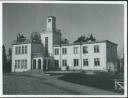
[83,59,89,66]
[62,59,67,66]
[55,60,59,67]
[74,59,79,66]
[94,58,100,66]
[15,59,27,69]
[38,59,41,69]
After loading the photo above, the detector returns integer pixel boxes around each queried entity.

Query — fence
[113,79,124,91]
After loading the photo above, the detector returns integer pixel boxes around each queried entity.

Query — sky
[3,3,124,57]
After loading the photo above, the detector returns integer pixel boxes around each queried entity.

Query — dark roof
[53,40,117,47]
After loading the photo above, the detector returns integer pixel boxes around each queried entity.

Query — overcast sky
[3,3,124,57]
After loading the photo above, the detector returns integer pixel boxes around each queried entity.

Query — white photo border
[0,1,127,97]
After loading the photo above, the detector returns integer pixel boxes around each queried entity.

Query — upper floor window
[83,59,89,66]
[74,59,79,66]
[83,46,88,54]
[15,47,18,55]
[55,48,59,55]
[19,46,21,54]
[94,58,100,66]
[62,59,67,66]
[62,48,67,55]
[74,47,78,54]
[94,45,99,53]
[22,46,24,54]
[25,45,27,54]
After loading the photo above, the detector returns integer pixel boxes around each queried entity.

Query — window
[25,59,27,69]
[83,46,88,54]
[19,46,21,54]
[74,59,79,66]
[55,60,59,67]
[45,37,48,55]
[15,47,18,55]
[94,45,99,53]
[48,19,51,22]
[83,59,89,66]
[62,60,67,66]
[62,48,67,55]
[22,46,24,54]
[55,48,59,55]
[15,60,18,68]
[25,45,27,54]
[74,47,78,54]
[21,60,24,69]
[94,58,100,66]
[18,60,20,69]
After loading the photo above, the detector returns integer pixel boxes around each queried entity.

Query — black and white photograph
[0,1,127,97]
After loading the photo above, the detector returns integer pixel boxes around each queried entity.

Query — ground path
[3,71,121,95]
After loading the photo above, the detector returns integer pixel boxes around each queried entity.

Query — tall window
[55,60,59,67]
[94,58,100,66]
[74,47,78,54]
[19,46,21,55]
[94,45,99,53]
[25,59,27,69]
[55,48,59,55]
[25,45,27,54]
[62,59,67,66]
[83,46,88,54]
[15,47,18,55]
[21,60,24,69]
[62,48,67,55]
[18,60,20,69]
[83,59,89,66]
[45,37,48,55]
[15,60,18,68]
[74,59,79,66]
[22,46,24,54]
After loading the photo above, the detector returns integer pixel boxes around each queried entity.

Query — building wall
[11,43,31,72]
[106,42,117,72]
[54,42,107,71]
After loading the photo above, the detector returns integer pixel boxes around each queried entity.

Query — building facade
[11,16,118,72]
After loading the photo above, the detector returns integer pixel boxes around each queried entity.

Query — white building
[11,16,117,72]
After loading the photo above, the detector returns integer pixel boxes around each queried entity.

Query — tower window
[48,19,51,22]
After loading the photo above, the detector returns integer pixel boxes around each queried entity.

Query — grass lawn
[55,72,124,93]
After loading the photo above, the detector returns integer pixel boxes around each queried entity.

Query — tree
[3,45,7,73]
[61,38,69,44]
[17,32,26,42]
[31,31,41,43]
[73,33,96,43]
[7,48,12,72]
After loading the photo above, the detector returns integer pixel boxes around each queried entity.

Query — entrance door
[33,60,36,69]
[38,59,41,69]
